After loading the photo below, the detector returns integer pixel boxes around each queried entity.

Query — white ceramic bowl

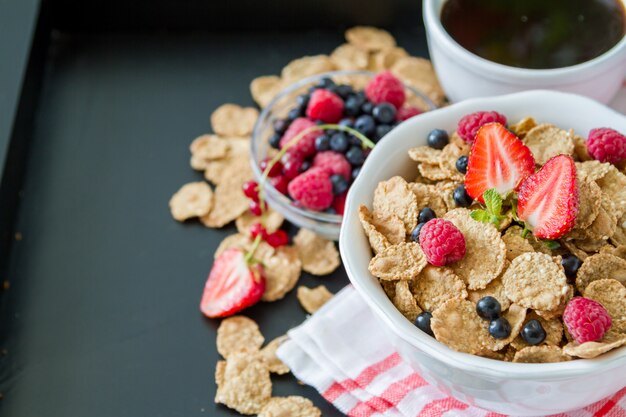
[340,91,626,416]
[423,0,626,104]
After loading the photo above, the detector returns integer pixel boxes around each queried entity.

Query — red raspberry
[396,105,422,121]
[419,219,466,266]
[457,111,507,143]
[365,71,406,109]
[306,89,344,123]
[280,117,319,158]
[266,230,289,248]
[312,151,351,181]
[259,158,282,177]
[563,297,612,344]
[587,127,626,165]
[269,175,289,194]
[287,167,333,211]
[332,192,347,215]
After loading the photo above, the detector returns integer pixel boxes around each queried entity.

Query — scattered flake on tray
[345,26,396,51]
[260,246,302,302]
[369,47,409,72]
[513,346,571,363]
[190,134,231,170]
[444,208,507,290]
[258,396,322,417]
[393,280,422,322]
[391,56,445,106]
[563,331,626,359]
[200,174,250,228]
[297,285,334,314]
[523,124,575,165]
[203,137,252,185]
[281,55,336,83]
[502,252,569,311]
[216,316,265,357]
[583,279,626,333]
[368,242,427,281]
[575,252,626,292]
[260,335,290,375]
[236,208,284,235]
[210,104,259,137]
[169,182,214,221]
[373,176,419,234]
[330,43,369,70]
[413,265,468,312]
[293,228,340,276]
[250,75,284,108]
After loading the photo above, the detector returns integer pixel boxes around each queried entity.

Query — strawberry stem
[244,234,263,265]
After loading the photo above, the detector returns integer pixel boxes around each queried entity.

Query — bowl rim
[250,69,437,225]
[341,89,626,379]
[423,0,626,80]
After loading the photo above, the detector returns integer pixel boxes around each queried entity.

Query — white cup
[423,0,626,104]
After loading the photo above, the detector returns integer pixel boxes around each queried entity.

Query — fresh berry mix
[586,127,626,164]
[563,297,612,344]
[418,218,466,266]
[360,112,626,363]
[457,110,507,143]
[261,72,416,215]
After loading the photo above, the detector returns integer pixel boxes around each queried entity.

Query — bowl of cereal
[340,90,626,415]
[250,70,436,240]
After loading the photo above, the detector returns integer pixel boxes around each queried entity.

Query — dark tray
[0,1,429,415]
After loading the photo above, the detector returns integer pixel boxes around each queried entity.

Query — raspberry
[266,230,289,248]
[287,167,333,211]
[563,297,612,344]
[280,117,319,159]
[306,89,344,123]
[312,151,352,180]
[396,105,422,121]
[365,71,406,109]
[418,219,466,266]
[269,175,288,194]
[332,192,347,215]
[587,127,626,164]
[457,111,507,143]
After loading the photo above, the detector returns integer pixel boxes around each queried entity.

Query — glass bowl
[250,70,437,240]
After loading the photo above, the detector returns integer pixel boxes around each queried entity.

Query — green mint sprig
[470,188,506,227]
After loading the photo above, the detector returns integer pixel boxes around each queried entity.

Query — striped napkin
[276,286,626,417]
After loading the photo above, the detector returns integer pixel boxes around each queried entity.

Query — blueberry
[453,184,473,207]
[375,124,393,141]
[348,135,362,146]
[418,207,436,224]
[351,166,362,180]
[330,174,349,195]
[317,77,335,89]
[455,155,469,174]
[288,107,303,120]
[336,84,354,99]
[344,96,364,117]
[269,133,282,149]
[414,311,434,337]
[489,317,511,339]
[315,134,331,152]
[296,94,310,108]
[273,118,289,135]
[360,101,374,115]
[346,146,365,166]
[355,115,376,138]
[325,207,337,214]
[410,223,426,242]
[300,160,311,172]
[372,102,397,124]
[476,296,501,320]
[338,118,354,128]
[520,319,546,345]
[330,133,349,153]
[561,254,582,282]
[427,129,449,150]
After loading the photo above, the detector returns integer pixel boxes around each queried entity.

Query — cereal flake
[373,176,419,234]
[260,335,290,375]
[215,352,272,414]
[297,285,334,314]
[258,396,321,417]
[413,265,468,312]
[211,104,259,137]
[575,252,626,292]
[369,242,427,281]
[523,124,575,165]
[513,346,571,363]
[345,26,396,51]
[393,280,422,322]
[216,316,264,357]
[293,229,340,276]
[583,279,626,333]
[169,182,213,221]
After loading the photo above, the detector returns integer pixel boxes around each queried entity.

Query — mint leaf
[471,209,492,223]
[483,188,502,217]
[543,240,561,250]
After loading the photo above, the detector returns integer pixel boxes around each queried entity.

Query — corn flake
[169,182,213,221]
[391,57,445,106]
[511,311,563,350]
[513,346,571,363]
[523,124,575,165]
[468,274,511,312]
[236,208,284,235]
[413,265,468,312]
[410,182,448,218]
[583,279,626,333]
[297,285,334,314]
[575,252,626,292]
[369,242,427,281]
[345,26,396,51]
[250,75,284,108]
[431,298,489,354]
[211,104,259,137]
[502,226,535,261]
[509,117,537,139]
[373,176,419,234]
[293,229,340,276]
[258,396,321,417]
[393,280,422,322]
[216,316,264,357]
[260,335,290,375]
[330,43,369,70]
[563,331,626,359]
[200,174,250,228]
[215,352,272,414]
[281,55,335,82]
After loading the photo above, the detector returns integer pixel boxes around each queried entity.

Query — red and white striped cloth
[276,286,626,417]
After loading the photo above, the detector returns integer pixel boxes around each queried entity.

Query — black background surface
[0,1,428,415]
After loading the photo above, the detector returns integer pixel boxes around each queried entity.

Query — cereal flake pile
[168,26,447,415]
[360,113,626,363]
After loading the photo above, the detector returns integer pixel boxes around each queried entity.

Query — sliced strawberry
[465,123,535,202]
[200,248,265,318]
[517,155,579,239]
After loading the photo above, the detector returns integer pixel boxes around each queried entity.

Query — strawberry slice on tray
[200,248,266,318]
[465,123,535,202]
[517,154,579,240]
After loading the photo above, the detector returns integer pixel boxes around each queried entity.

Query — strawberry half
[200,248,265,318]
[517,155,579,239]
[465,123,535,202]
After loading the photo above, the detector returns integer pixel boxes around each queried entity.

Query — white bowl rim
[341,89,626,380]
[423,0,626,80]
